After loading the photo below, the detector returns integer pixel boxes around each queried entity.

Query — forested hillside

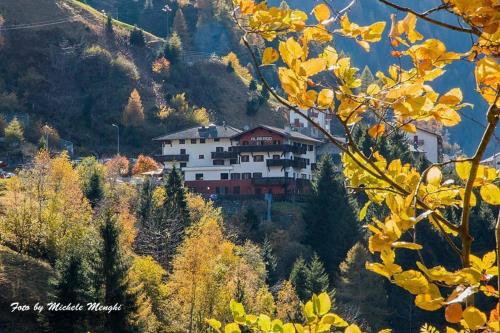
[0,0,282,157]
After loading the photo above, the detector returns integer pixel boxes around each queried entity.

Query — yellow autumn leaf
[224,322,241,333]
[361,21,386,42]
[397,13,423,43]
[345,324,361,333]
[455,160,471,181]
[462,306,487,330]
[368,124,385,138]
[238,0,254,15]
[393,270,429,295]
[317,89,334,109]
[391,242,423,250]
[427,166,442,186]
[299,58,327,77]
[262,47,279,65]
[415,283,443,311]
[313,3,330,22]
[279,38,304,68]
[439,88,463,106]
[475,57,500,105]
[480,183,500,205]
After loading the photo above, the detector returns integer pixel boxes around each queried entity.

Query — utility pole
[162,3,172,38]
[112,124,120,156]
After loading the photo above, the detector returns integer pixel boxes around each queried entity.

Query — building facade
[407,127,443,163]
[154,124,321,197]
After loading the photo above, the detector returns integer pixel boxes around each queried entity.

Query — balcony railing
[266,159,307,169]
[232,144,306,154]
[211,151,238,159]
[251,177,310,186]
[156,154,189,162]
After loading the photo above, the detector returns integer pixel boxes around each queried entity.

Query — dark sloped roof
[153,124,242,141]
[232,124,323,143]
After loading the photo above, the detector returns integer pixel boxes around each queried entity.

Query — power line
[0,16,79,31]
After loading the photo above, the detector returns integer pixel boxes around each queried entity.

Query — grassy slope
[0,245,54,332]
[0,0,284,157]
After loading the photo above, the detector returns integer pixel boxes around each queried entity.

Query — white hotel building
[154,124,321,196]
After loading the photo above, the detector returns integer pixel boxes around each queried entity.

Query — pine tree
[164,32,183,64]
[336,243,389,331]
[249,79,258,91]
[305,254,330,297]
[172,8,190,49]
[4,117,24,145]
[129,27,145,47]
[303,155,359,277]
[289,257,308,301]
[47,254,94,332]
[122,89,145,127]
[86,172,104,207]
[261,236,277,285]
[98,211,138,333]
[276,280,302,322]
[105,14,113,33]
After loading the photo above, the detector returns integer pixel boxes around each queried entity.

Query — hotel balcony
[211,151,238,159]
[266,158,307,169]
[232,144,306,154]
[251,177,310,186]
[156,154,189,162]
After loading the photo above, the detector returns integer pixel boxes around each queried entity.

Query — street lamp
[112,124,120,156]
[162,3,172,38]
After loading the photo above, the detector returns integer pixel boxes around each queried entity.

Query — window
[180,162,187,168]
[273,154,280,160]
[308,145,313,151]
[253,172,262,178]
[191,139,197,144]
[273,140,281,145]
[220,173,229,180]
[199,154,204,159]
[285,172,289,178]
[242,173,252,180]
[233,186,240,194]
[200,139,206,143]
[231,173,241,180]
[230,158,238,165]
[179,139,185,144]
[254,155,264,162]
[214,138,220,142]
[180,149,186,155]
[216,147,224,152]
[243,140,249,145]
[301,173,307,179]
[213,160,224,166]
[195,173,204,180]
[241,155,250,162]
[165,140,172,145]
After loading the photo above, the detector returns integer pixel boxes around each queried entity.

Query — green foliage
[163,32,183,64]
[249,79,257,92]
[46,254,95,332]
[4,117,24,145]
[261,236,277,285]
[106,14,113,33]
[97,210,139,333]
[129,27,145,47]
[304,155,359,277]
[246,95,261,116]
[77,157,104,208]
[336,243,389,331]
[290,255,329,301]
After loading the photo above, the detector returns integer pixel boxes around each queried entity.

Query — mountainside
[0,0,282,157]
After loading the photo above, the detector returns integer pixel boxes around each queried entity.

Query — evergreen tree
[249,79,258,91]
[305,254,330,297]
[98,211,138,333]
[4,117,24,145]
[303,155,359,277]
[260,87,270,102]
[105,14,113,33]
[244,206,260,238]
[47,254,94,332]
[163,32,183,64]
[172,8,190,49]
[164,166,189,223]
[86,172,104,207]
[289,257,308,301]
[129,27,145,47]
[122,89,145,127]
[289,255,330,301]
[261,236,278,285]
[226,61,235,73]
[336,243,389,331]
